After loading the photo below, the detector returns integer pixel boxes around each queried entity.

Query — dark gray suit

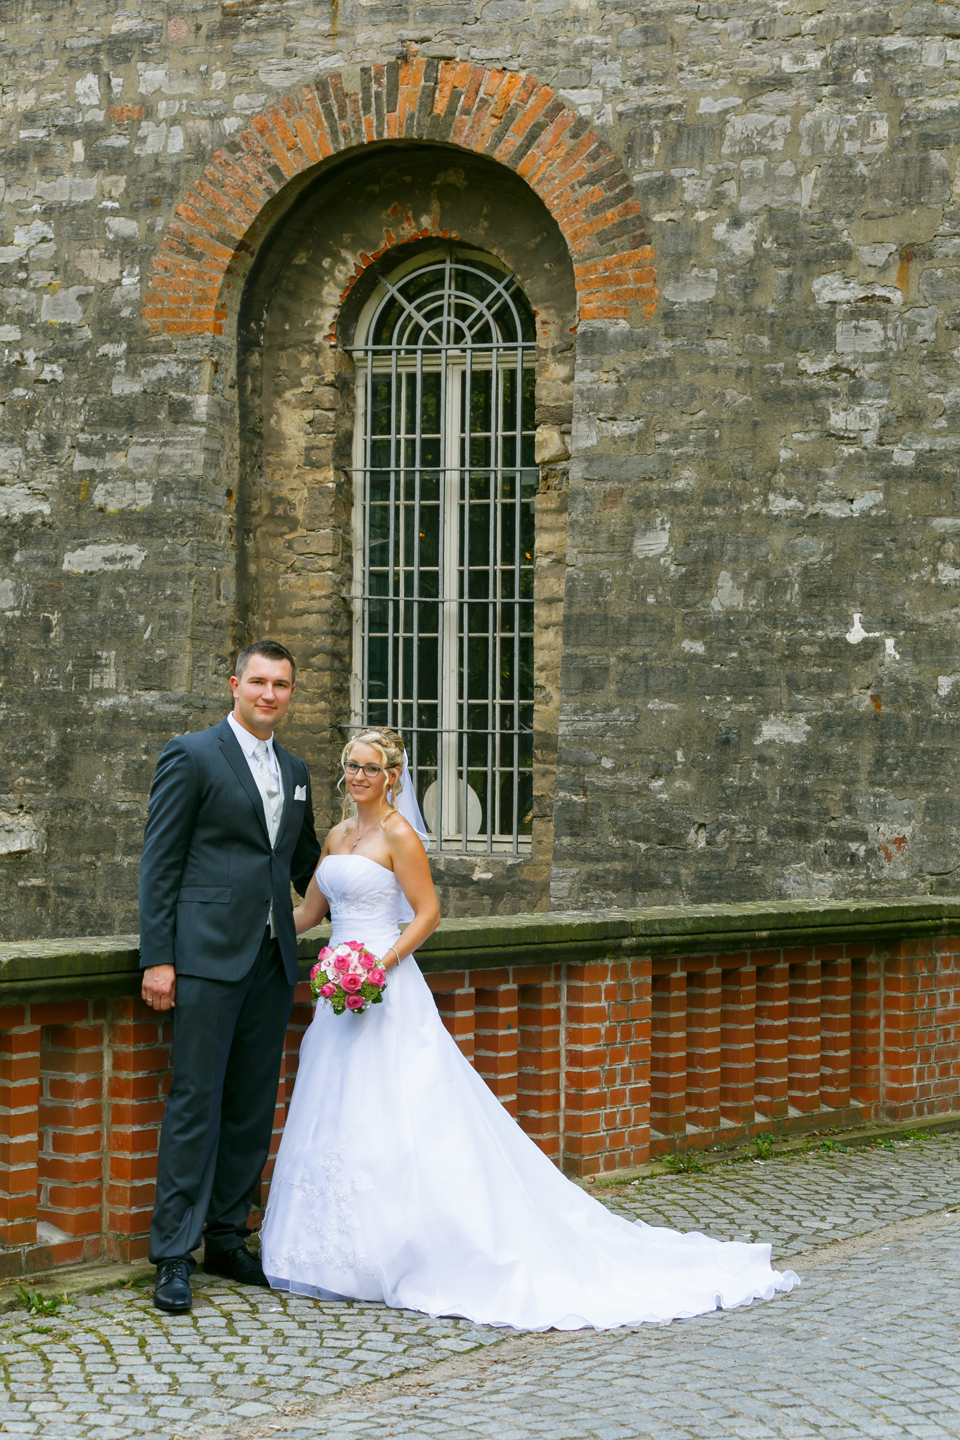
[139,716,321,1264]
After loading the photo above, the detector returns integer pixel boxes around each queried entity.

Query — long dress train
[259,855,799,1331]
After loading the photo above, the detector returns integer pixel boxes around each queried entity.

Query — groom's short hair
[234,639,297,682]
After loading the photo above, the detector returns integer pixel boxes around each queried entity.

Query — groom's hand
[142,964,177,1011]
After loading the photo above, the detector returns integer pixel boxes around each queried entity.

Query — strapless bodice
[316,854,404,953]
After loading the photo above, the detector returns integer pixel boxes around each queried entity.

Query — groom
[139,639,321,1313]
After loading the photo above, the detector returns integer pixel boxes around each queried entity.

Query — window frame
[347,247,538,855]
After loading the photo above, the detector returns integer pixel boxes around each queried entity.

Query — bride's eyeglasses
[344,761,384,778]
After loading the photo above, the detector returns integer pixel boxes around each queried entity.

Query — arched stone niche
[237,142,578,915]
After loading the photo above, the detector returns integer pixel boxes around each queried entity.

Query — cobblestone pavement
[0,1291,504,1437]
[594,1128,960,1259]
[0,1131,956,1439]
[275,1222,960,1440]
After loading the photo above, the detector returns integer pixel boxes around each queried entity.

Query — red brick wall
[106,1001,173,1263]
[38,1006,104,1242]
[0,1008,41,1252]
[142,60,656,338]
[0,934,958,1275]
[0,997,174,1275]
[882,938,960,1117]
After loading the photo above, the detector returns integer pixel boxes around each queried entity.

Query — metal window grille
[348,250,537,854]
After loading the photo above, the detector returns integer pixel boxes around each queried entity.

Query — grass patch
[16,1286,65,1318]
[661,1151,707,1175]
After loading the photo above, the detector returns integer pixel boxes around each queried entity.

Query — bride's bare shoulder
[383,809,425,855]
[323,818,353,852]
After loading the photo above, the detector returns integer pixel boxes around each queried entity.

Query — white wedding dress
[260,854,799,1330]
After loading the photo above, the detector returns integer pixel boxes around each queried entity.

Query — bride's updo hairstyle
[339,728,405,826]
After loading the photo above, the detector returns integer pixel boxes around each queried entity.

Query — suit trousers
[149,931,295,1265]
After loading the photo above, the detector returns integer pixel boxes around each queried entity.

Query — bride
[259,728,799,1330]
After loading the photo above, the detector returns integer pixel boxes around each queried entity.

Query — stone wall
[1,0,960,937]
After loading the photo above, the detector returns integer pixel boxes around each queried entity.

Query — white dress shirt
[227,711,281,789]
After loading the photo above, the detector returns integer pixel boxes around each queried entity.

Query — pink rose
[319,983,336,998]
[341,972,363,993]
[345,994,365,1011]
[317,946,333,963]
[309,962,323,981]
[369,968,386,987]
[333,955,351,973]
[359,955,375,971]
[346,940,364,952]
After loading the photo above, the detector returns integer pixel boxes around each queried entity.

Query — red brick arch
[143,60,656,336]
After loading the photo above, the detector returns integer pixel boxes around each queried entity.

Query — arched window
[350,249,537,853]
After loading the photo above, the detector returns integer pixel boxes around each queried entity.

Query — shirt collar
[227,711,275,759]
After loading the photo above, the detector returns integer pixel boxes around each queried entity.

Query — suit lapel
[274,742,296,848]
[217,719,270,845]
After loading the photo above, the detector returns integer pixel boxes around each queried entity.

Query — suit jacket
[138,716,322,985]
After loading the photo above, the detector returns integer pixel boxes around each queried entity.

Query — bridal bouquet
[310,941,387,1016]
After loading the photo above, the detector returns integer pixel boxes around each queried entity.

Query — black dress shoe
[154,1258,192,1313]
[204,1245,270,1287]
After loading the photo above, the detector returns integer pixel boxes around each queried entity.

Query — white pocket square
[294,784,307,801]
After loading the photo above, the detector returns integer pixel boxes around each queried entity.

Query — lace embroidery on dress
[330,888,399,917]
[283,1147,377,1277]
[271,1242,377,1278]
[333,896,398,919]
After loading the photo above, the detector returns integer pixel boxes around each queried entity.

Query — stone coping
[0,896,958,1000]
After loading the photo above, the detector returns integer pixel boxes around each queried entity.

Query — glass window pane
[355,253,536,852]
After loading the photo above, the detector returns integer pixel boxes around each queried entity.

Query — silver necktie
[254,740,283,937]
[254,740,282,847]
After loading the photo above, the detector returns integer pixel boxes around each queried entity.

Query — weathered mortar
[1,0,960,937]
